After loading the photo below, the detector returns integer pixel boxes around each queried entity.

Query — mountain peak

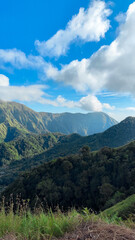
[121,116,135,124]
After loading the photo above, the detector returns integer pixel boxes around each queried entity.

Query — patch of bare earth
[58,222,135,240]
[0,234,17,240]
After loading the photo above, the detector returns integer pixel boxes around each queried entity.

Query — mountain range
[0,115,134,166]
[0,101,117,142]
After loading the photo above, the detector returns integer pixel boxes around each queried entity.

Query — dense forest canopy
[3,142,135,212]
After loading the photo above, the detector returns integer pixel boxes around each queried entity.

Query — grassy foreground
[0,207,82,240]
[0,206,135,240]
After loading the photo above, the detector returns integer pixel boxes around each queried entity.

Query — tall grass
[0,204,82,240]
[0,201,135,240]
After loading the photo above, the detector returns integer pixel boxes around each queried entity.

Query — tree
[80,146,91,159]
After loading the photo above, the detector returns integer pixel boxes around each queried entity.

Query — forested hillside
[0,132,63,166]
[3,141,135,212]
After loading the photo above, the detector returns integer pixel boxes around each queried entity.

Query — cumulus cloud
[46,58,105,92]
[0,74,9,86]
[0,75,48,103]
[0,85,47,102]
[78,95,102,111]
[35,0,111,57]
[41,94,114,112]
[46,2,135,96]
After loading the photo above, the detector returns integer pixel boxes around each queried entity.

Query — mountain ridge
[0,101,117,141]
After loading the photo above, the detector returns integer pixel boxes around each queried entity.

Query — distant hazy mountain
[40,111,117,136]
[0,101,117,141]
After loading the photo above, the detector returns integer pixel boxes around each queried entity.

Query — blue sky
[0,0,135,121]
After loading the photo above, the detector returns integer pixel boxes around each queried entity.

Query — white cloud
[35,0,111,57]
[46,2,135,96]
[78,95,114,111]
[78,95,102,111]
[103,103,115,110]
[46,58,103,92]
[0,74,9,86]
[0,74,114,112]
[0,75,48,103]
[125,107,135,111]
[0,85,47,102]
[0,49,29,69]
[0,48,50,72]
[115,12,126,24]
[41,94,114,112]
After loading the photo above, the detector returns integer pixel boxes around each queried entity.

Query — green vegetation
[0,203,134,240]
[0,133,82,192]
[0,202,135,240]
[3,142,135,212]
[0,206,80,239]
[102,194,135,220]
[0,132,62,166]
[0,101,46,142]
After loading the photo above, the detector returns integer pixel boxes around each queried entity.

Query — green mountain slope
[103,194,135,220]
[0,101,46,142]
[77,116,135,150]
[2,141,135,212]
[0,132,62,166]
[0,101,117,141]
